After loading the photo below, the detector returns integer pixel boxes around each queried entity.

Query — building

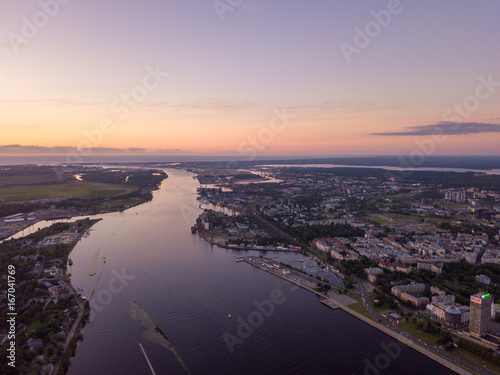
[365,267,383,276]
[492,304,500,320]
[400,292,429,308]
[481,252,499,265]
[475,274,491,285]
[365,267,383,283]
[391,283,429,307]
[2,213,26,223]
[430,286,446,296]
[396,265,412,274]
[432,295,455,305]
[445,189,466,203]
[469,293,493,337]
[387,312,403,324]
[27,338,43,350]
[417,261,443,275]
[330,249,345,261]
[426,301,470,329]
[391,283,426,299]
[313,239,330,253]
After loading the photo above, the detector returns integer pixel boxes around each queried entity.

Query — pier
[320,299,340,310]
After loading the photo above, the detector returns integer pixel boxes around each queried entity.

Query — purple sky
[0,0,499,155]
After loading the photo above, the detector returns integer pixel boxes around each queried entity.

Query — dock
[320,299,340,310]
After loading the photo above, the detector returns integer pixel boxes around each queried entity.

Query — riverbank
[53,219,102,374]
[197,230,299,252]
[0,218,101,374]
[0,166,168,241]
[243,256,474,375]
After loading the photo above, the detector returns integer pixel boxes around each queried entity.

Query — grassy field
[0,181,133,202]
[397,321,441,346]
[347,294,378,321]
[369,295,394,315]
[0,174,64,187]
[347,301,377,321]
[364,216,388,225]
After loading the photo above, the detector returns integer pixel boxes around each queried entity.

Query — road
[51,302,84,375]
[354,275,495,375]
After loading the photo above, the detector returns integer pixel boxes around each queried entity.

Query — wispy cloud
[142,100,257,112]
[0,98,257,112]
[286,101,400,112]
[0,98,103,106]
[370,121,500,136]
[0,145,187,155]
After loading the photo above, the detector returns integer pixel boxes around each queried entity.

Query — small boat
[228,314,232,318]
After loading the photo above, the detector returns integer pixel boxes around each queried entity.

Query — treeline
[81,169,167,188]
[283,223,365,243]
[457,339,500,365]
[439,221,499,243]
[341,257,377,280]
[247,166,500,190]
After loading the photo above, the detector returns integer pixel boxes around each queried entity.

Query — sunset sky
[1,0,499,157]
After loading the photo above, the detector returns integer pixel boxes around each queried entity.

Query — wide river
[63,168,453,375]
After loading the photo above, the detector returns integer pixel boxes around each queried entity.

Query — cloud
[142,100,257,112]
[282,101,401,115]
[0,145,186,155]
[0,98,103,106]
[0,98,257,112]
[370,121,500,136]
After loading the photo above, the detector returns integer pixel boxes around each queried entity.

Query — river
[63,168,453,375]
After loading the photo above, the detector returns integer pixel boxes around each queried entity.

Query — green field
[397,321,440,346]
[364,216,388,225]
[347,301,376,321]
[0,174,63,187]
[0,182,133,202]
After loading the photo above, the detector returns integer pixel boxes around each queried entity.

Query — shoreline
[242,256,474,375]
[197,230,300,252]
[52,218,102,374]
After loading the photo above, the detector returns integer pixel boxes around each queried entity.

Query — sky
[0,0,499,157]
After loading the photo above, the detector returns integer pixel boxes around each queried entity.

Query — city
[1,1,500,374]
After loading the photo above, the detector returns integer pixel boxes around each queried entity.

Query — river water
[63,168,453,375]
